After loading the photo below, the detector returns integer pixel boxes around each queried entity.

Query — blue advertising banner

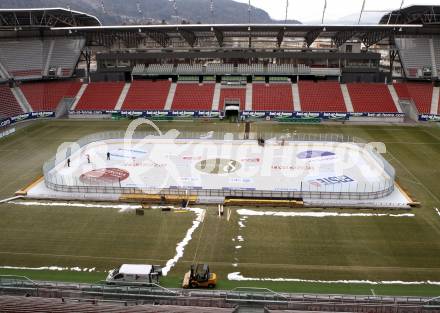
[1,111,55,128]
[418,114,440,122]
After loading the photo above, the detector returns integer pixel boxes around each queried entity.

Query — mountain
[0,0,301,25]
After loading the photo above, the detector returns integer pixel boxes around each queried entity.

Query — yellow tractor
[182,264,217,289]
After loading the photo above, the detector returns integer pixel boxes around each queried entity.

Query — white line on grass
[435,208,440,216]
[237,209,414,218]
[227,272,440,285]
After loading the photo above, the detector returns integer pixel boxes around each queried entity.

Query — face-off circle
[80,168,130,184]
[195,158,241,174]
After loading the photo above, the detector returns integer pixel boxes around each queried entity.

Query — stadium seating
[299,81,347,112]
[47,38,85,77]
[395,37,433,78]
[0,39,44,79]
[267,64,296,74]
[206,63,234,74]
[346,83,397,113]
[252,83,294,111]
[122,80,171,110]
[20,81,82,111]
[146,64,174,74]
[75,81,125,111]
[393,83,433,114]
[0,295,235,313]
[0,85,24,119]
[237,64,264,75]
[171,83,215,110]
[219,88,246,110]
[176,64,203,74]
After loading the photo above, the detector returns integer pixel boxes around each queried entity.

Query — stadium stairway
[42,40,55,76]
[164,82,177,110]
[122,80,171,111]
[0,60,10,80]
[20,81,82,112]
[10,87,32,113]
[0,85,25,118]
[432,86,440,114]
[75,81,125,111]
[292,83,301,111]
[340,84,354,112]
[212,83,221,111]
[347,83,398,113]
[245,83,253,111]
[115,82,131,110]
[71,84,88,110]
[393,83,433,114]
[387,84,403,113]
[429,38,438,78]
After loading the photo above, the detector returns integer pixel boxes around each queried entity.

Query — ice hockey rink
[44,138,395,195]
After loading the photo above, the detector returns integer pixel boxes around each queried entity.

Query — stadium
[0,2,440,312]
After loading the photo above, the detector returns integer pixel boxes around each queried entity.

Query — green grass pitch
[0,119,440,296]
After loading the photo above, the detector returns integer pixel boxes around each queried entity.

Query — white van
[106,264,162,284]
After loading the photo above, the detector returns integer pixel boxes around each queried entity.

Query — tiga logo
[309,175,354,187]
[195,158,241,174]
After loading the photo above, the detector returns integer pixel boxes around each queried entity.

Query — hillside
[0,0,301,25]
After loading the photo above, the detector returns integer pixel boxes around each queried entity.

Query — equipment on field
[182,264,217,289]
[106,264,162,284]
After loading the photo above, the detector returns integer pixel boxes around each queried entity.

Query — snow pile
[227,272,440,285]
[9,200,141,212]
[237,209,414,218]
[0,266,96,272]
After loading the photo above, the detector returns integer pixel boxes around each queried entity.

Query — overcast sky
[233,0,440,23]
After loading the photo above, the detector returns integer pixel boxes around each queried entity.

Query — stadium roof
[50,23,426,48]
[0,8,101,29]
[379,5,440,25]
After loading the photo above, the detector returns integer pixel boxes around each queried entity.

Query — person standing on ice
[67,158,71,167]
[107,152,110,161]
[86,154,91,164]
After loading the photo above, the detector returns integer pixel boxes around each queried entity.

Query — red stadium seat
[122,80,171,110]
[75,81,125,111]
[171,83,215,110]
[252,83,293,111]
[219,88,246,111]
[0,85,23,118]
[298,81,346,112]
[393,83,433,114]
[347,83,397,113]
[20,81,82,111]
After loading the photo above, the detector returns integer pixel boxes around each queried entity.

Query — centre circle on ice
[195,158,241,174]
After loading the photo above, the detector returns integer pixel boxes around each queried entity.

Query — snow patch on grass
[161,207,205,276]
[237,209,414,218]
[0,266,97,272]
[9,200,141,212]
[227,272,440,285]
